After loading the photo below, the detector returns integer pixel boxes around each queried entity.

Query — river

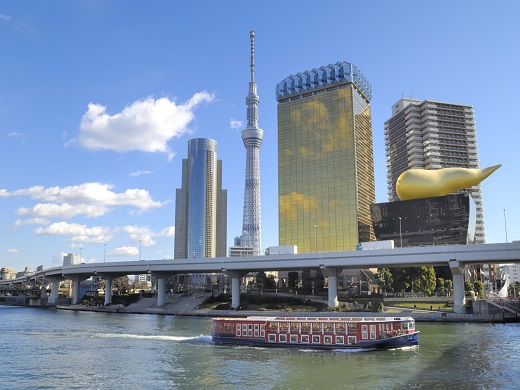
[1,305,519,389]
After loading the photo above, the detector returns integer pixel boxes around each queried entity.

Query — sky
[1,1,519,272]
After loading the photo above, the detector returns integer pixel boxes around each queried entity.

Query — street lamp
[504,209,508,243]
[399,217,402,248]
[314,224,317,252]
[103,243,107,263]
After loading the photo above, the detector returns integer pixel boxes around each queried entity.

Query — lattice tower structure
[241,31,263,256]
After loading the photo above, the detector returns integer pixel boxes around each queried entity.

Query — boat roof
[212,316,414,323]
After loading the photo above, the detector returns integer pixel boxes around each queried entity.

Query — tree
[288,271,299,290]
[256,271,267,290]
[444,279,453,297]
[301,269,312,294]
[464,281,474,294]
[416,267,436,296]
[436,278,445,294]
[473,280,484,297]
[265,275,276,289]
[389,268,410,294]
[112,276,130,294]
[377,268,393,294]
[508,282,519,297]
[314,268,325,291]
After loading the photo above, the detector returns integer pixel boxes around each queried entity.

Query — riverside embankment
[54,295,519,323]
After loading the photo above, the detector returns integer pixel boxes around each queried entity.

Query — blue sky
[1,1,519,272]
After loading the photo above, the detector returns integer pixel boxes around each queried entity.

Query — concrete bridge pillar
[322,267,339,308]
[71,276,81,305]
[225,271,241,309]
[449,260,466,314]
[156,274,165,306]
[49,280,60,305]
[104,275,113,306]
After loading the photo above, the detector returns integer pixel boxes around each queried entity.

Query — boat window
[279,322,289,333]
[312,335,320,343]
[236,326,241,336]
[301,335,309,343]
[260,324,265,337]
[370,325,376,339]
[254,324,259,337]
[290,323,300,333]
[242,324,247,332]
[361,325,368,340]
[324,323,334,334]
[290,335,298,343]
[248,324,253,336]
[348,336,357,345]
[312,322,322,334]
[324,336,332,344]
[335,322,346,334]
[268,334,276,342]
[279,334,287,342]
[336,336,345,344]
[348,322,357,335]
[301,322,310,333]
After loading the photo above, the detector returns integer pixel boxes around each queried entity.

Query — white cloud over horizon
[129,170,152,177]
[34,222,112,243]
[230,118,242,129]
[108,246,139,257]
[73,92,215,160]
[1,182,166,221]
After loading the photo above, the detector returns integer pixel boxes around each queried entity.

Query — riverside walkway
[55,296,519,323]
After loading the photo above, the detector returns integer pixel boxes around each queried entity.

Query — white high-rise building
[384,98,485,243]
[240,31,263,255]
[63,253,79,266]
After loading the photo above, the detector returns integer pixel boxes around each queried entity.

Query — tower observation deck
[241,30,263,256]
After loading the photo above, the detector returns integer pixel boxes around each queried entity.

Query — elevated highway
[2,242,519,314]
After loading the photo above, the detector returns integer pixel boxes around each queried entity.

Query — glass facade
[277,62,375,253]
[174,138,227,259]
[370,194,475,247]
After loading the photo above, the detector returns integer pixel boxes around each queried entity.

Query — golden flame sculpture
[396,165,501,201]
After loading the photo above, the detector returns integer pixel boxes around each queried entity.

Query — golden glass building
[276,62,375,253]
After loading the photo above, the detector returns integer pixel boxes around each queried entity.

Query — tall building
[240,31,263,256]
[384,98,485,243]
[63,253,79,266]
[174,138,227,259]
[276,61,375,253]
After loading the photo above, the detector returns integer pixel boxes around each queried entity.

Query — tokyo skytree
[240,31,263,256]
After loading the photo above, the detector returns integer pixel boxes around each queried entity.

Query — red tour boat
[212,316,419,350]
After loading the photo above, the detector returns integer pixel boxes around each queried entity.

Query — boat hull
[212,331,419,350]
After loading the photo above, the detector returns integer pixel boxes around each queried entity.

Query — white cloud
[2,182,165,220]
[160,226,175,237]
[120,225,156,247]
[108,246,139,256]
[14,218,50,226]
[73,92,214,159]
[0,14,11,21]
[7,132,27,144]
[34,222,112,243]
[129,170,152,177]
[230,118,243,129]
[8,248,18,253]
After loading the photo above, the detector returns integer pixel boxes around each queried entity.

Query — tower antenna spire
[250,31,255,83]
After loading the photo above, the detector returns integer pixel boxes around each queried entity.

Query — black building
[370,194,476,248]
